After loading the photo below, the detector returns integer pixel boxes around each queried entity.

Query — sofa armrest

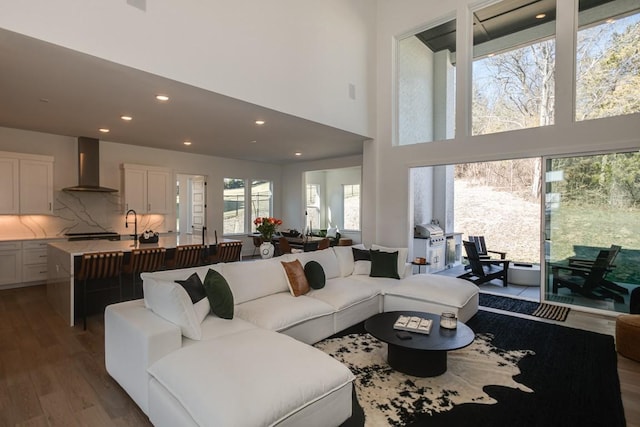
[105,300,182,415]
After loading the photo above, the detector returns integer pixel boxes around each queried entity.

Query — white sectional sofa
[105,245,479,427]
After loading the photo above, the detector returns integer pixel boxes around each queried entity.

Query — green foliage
[550,152,640,208]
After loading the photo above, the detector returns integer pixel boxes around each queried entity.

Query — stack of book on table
[393,315,433,335]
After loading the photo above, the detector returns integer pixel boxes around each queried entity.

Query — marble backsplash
[0,191,170,240]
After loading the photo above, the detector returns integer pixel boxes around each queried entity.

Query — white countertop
[48,234,240,256]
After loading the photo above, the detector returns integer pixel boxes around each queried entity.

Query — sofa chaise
[105,245,479,426]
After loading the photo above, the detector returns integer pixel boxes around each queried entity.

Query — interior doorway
[176,174,207,235]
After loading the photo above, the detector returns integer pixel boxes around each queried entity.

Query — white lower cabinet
[0,242,22,287]
[0,240,58,288]
[22,240,49,283]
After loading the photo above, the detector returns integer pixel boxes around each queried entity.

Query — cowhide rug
[314,332,534,426]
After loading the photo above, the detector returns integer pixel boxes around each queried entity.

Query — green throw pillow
[304,261,326,289]
[203,269,234,319]
[369,249,400,279]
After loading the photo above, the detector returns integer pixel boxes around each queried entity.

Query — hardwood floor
[1,285,638,426]
[0,285,150,426]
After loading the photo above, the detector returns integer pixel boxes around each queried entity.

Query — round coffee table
[364,311,475,377]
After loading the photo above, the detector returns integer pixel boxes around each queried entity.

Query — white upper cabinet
[19,159,54,214]
[122,164,172,214]
[0,158,19,214]
[0,152,54,215]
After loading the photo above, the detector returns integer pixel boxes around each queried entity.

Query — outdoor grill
[414,223,445,246]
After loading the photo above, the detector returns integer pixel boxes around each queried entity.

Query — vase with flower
[254,217,282,259]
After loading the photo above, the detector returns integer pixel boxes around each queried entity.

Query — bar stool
[76,251,124,330]
[123,247,166,299]
[209,241,243,263]
[167,244,205,269]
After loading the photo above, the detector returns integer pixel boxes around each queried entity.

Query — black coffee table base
[388,343,447,377]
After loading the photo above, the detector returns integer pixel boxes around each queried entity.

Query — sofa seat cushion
[350,274,407,293]
[148,328,354,426]
[383,274,478,308]
[235,292,335,332]
[187,315,258,345]
[308,277,380,311]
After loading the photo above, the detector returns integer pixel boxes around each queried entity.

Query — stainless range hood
[63,137,118,192]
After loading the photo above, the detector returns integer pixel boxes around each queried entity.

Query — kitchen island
[47,234,240,326]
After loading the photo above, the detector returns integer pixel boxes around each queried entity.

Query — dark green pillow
[304,261,326,289]
[203,269,234,319]
[175,273,206,304]
[369,249,400,279]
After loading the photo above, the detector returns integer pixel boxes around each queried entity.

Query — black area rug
[479,293,570,321]
[328,311,624,427]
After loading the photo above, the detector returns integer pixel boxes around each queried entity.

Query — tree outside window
[343,184,360,230]
[224,178,273,235]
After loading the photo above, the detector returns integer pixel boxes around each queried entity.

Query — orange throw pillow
[281,259,310,297]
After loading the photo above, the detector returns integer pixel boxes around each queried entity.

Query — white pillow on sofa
[371,244,409,279]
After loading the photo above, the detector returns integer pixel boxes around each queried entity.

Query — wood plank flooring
[1,285,638,426]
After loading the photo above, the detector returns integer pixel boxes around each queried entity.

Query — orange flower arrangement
[254,217,283,241]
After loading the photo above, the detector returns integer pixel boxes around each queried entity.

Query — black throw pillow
[369,249,400,279]
[175,273,206,304]
[352,247,371,261]
[203,269,234,319]
[304,261,326,289]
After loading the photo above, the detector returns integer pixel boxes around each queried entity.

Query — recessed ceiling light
[295,152,302,157]
[99,128,110,133]
[255,120,265,125]
[250,140,257,144]
[156,94,169,101]
[606,18,616,24]
[535,13,546,19]
[183,141,192,146]
[39,98,49,103]
[121,115,133,121]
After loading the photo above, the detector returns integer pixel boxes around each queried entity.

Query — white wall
[370,0,640,252]
[0,0,376,138]
[281,155,363,235]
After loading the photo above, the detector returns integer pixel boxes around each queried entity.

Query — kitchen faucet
[125,209,138,241]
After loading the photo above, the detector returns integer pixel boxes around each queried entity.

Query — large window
[224,178,273,235]
[343,184,360,231]
[306,183,321,234]
[472,1,556,135]
[576,1,640,121]
[396,17,456,145]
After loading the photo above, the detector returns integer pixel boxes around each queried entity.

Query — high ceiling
[417,0,615,53]
[0,29,368,165]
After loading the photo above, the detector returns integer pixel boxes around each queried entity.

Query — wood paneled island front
[47,234,240,326]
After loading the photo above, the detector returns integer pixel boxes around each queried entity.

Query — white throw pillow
[143,278,205,340]
[371,244,409,279]
[332,246,355,277]
[353,260,372,275]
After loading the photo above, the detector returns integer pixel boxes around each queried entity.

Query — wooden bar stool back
[124,247,166,298]
[169,244,205,269]
[76,251,124,330]
[210,241,243,263]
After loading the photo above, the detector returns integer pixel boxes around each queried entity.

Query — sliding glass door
[544,151,640,313]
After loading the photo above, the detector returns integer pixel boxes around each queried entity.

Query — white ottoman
[383,274,479,322]
[147,328,354,427]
